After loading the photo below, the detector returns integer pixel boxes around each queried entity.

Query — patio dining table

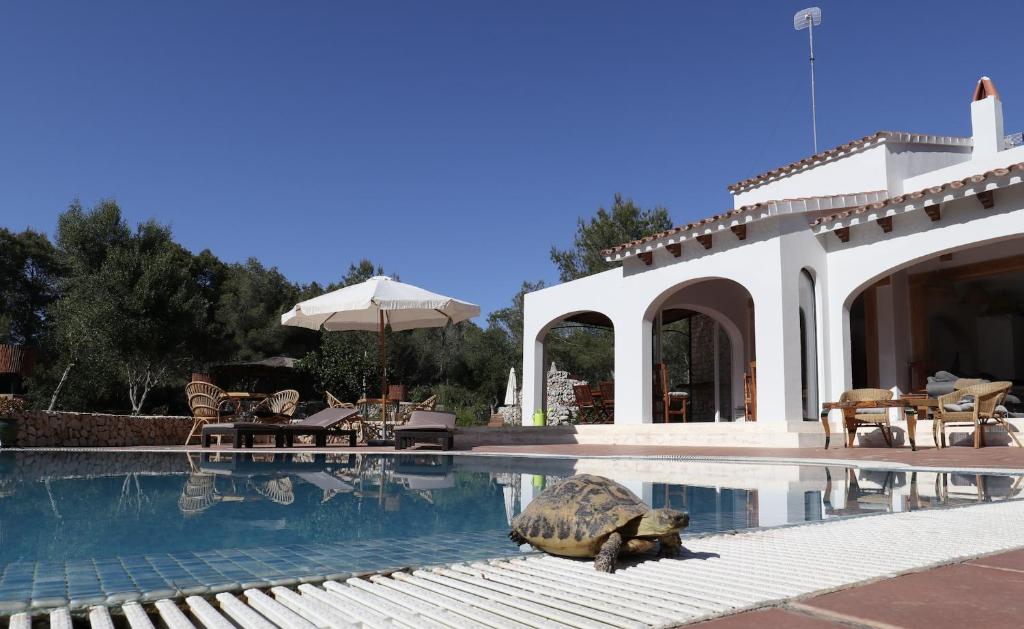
[225,392,268,419]
[820,399,919,451]
[356,397,413,441]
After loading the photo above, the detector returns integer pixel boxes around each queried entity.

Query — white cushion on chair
[944,402,975,412]
[857,408,886,415]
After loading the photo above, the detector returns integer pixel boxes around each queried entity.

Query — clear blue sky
[1,1,1021,319]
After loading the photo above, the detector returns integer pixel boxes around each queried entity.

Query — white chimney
[971,76,1004,156]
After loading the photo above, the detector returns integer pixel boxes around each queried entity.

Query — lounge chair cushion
[856,408,887,415]
[296,407,359,428]
[400,410,456,431]
[394,424,451,431]
[204,422,267,430]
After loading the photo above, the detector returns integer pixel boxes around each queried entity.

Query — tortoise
[508,474,689,572]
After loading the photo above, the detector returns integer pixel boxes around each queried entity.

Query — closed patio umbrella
[504,368,517,406]
[281,276,480,437]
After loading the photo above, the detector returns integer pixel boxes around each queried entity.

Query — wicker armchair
[184,382,236,445]
[252,389,300,422]
[934,381,1016,449]
[838,388,895,446]
[325,391,355,409]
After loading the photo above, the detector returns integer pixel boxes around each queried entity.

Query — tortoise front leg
[594,532,623,572]
[622,538,657,555]
[658,533,684,557]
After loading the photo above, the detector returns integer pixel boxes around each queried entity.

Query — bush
[0,397,25,417]
[431,383,491,427]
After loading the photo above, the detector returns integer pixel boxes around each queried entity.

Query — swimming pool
[0,451,1020,611]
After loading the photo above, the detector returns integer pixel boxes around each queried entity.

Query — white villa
[521,77,1024,447]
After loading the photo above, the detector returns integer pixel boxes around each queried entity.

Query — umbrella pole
[379,310,389,438]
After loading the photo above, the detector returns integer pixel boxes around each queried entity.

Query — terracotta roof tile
[810,162,1024,229]
[600,191,886,257]
[727,131,971,193]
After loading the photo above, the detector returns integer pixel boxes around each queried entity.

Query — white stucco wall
[731,145,889,208]
[521,87,1024,441]
[523,216,807,426]
[884,143,972,195]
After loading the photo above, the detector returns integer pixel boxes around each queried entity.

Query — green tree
[0,228,63,345]
[212,259,308,362]
[488,280,545,353]
[40,201,211,414]
[550,193,672,281]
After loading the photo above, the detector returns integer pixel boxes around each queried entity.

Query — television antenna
[794,7,822,153]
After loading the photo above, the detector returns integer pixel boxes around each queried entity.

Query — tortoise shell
[511,474,649,557]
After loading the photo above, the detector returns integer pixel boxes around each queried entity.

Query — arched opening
[846,236,1024,402]
[534,310,615,423]
[799,269,819,420]
[645,278,755,423]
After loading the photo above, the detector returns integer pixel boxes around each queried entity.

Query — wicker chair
[933,381,1016,449]
[838,388,894,447]
[325,391,353,409]
[252,389,300,423]
[185,382,236,445]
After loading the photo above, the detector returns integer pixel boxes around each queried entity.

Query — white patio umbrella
[504,368,517,406]
[281,276,480,431]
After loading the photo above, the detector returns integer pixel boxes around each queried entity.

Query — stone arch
[640,277,756,423]
[528,308,616,422]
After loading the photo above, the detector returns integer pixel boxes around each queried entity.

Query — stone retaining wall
[0,410,194,448]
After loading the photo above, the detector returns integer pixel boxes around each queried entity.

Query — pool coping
[6,446,1024,476]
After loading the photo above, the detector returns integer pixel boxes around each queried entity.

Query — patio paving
[695,549,1024,628]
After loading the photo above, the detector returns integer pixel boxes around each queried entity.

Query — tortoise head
[636,508,689,536]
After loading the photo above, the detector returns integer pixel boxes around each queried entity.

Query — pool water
[0,451,1020,611]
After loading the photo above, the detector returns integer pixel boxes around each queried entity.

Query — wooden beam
[977,190,994,209]
[730,224,747,240]
[696,234,713,250]
[909,253,1024,285]
[876,216,893,233]
[835,227,850,243]
[637,251,653,265]
[665,242,682,257]
[924,204,941,221]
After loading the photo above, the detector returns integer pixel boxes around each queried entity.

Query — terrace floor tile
[798,563,1024,629]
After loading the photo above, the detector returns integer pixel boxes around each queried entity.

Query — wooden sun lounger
[394,410,456,450]
[201,422,283,448]
[201,408,360,449]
